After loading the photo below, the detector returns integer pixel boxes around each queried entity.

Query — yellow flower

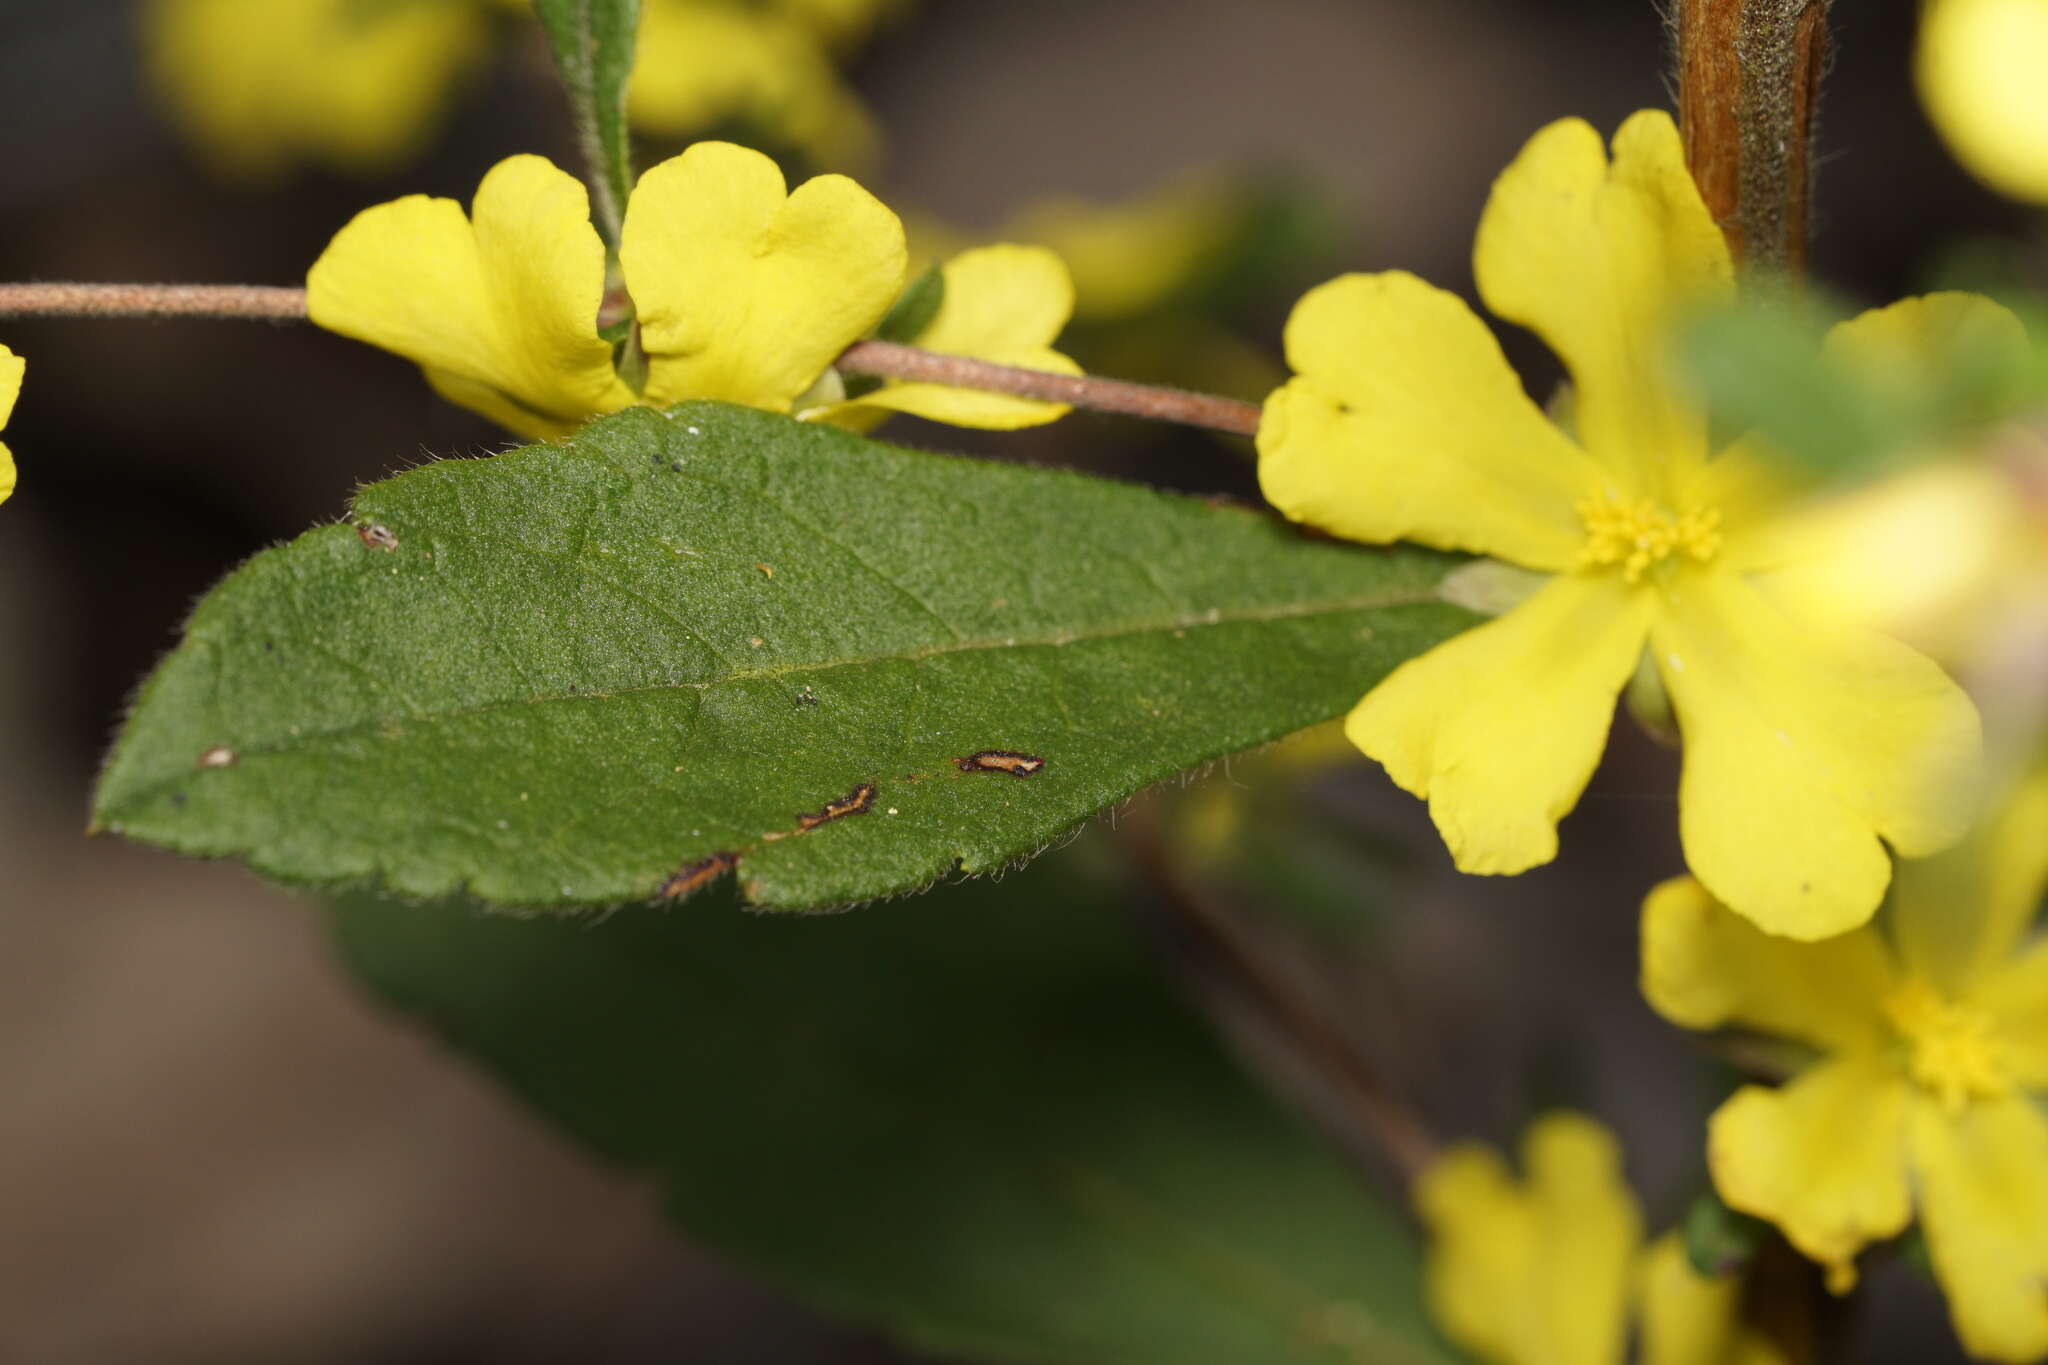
[1918,0,2048,203]
[619,142,904,412]
[772,0,905,49]
[805,245,1080,430]
[1008,174,1238,323]
[144,0,489,179]
[1642,771,2048,1361]
[0,346,21,506]
[312,143,1082,439]
[1255,110,1983,941]
[629,0,879,171]
[1417,1112,1787,1365]
[307,142,905,439]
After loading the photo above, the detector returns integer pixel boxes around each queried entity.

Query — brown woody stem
[0,283,1263,437]
[1676,0,1830,273]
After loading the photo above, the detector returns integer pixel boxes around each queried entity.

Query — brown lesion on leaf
[654,849,738,901]
[196,745,237,769]
[956,750,1046,778]
[355,522,400,552]
[795,781,877,831]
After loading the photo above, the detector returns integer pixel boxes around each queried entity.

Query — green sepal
[876,261,946,345]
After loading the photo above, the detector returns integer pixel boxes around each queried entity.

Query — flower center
[1576,491,1722,583]
[1884,978,2014,1114]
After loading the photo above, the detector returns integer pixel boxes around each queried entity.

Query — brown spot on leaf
[956,750,1045,778]
[356,522,399,552]
[196,745,238,769]
[795,781,877,831]
[655,850,738,901]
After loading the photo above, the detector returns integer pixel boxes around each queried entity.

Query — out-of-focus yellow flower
[1643,771,2048,1362]
[310,142,1078,439]
[1918,0,2048,203]
[773,0,903,49]
[807,245,1079,430]
[1758,453,2043,670]
[1417,1112,1787,1365]
[630,0,878,170]
[144,0,490,179]
[0,346,21,506]
[1256,109,1985,941]
[1009,174,1238,323]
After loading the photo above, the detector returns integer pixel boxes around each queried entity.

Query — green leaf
[1676,303,1894,477]
[532,0,640,243]
[1682,1188,1772,1278]
[93,402,1472,912]
[326,842,1451,1365]
[876,260,946,345]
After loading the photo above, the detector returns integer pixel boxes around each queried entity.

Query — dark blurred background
[0,1,2021,1360]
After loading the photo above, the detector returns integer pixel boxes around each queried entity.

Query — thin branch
[0,283,1264,437]
[1120,812,1440,1187]
[0,282,309,321]
[838,339,1262,437]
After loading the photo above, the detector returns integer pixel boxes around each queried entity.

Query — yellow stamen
[1577,491,1722,583]
[1884,978,2013,1114]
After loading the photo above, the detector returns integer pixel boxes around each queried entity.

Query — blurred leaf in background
[326,838,1451,1365]
[1674,290,2032,485]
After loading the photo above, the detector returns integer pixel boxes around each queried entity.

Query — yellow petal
[1415,1113,1640,1365]
[1653,570,1983,940]
[1639,875,1893,1053]
[1348,571,1653,875]
[423,369,583,444]
[1708,1057,1913,1291]
[1956,775,2048,1085]
[1825,291,2029,388]
[307,155,631,437]
[1473,111,1731,499]
[1257,271,1604,570]
[0,343,19,502]
[813,244,1080,430]
[1918,0,2048,203]
[1910,1093,2048,1362]
[621,141,906,412]
[1897,768,2048,1002]
[1637,1233,1786,1365]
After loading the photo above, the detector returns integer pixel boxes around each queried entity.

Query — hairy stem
[837,339,1261,436]
[1675,0,1830,273]
[0,283,1263,437]
[0,282,310,321]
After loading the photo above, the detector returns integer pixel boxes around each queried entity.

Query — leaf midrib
[109,586,1439,812]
